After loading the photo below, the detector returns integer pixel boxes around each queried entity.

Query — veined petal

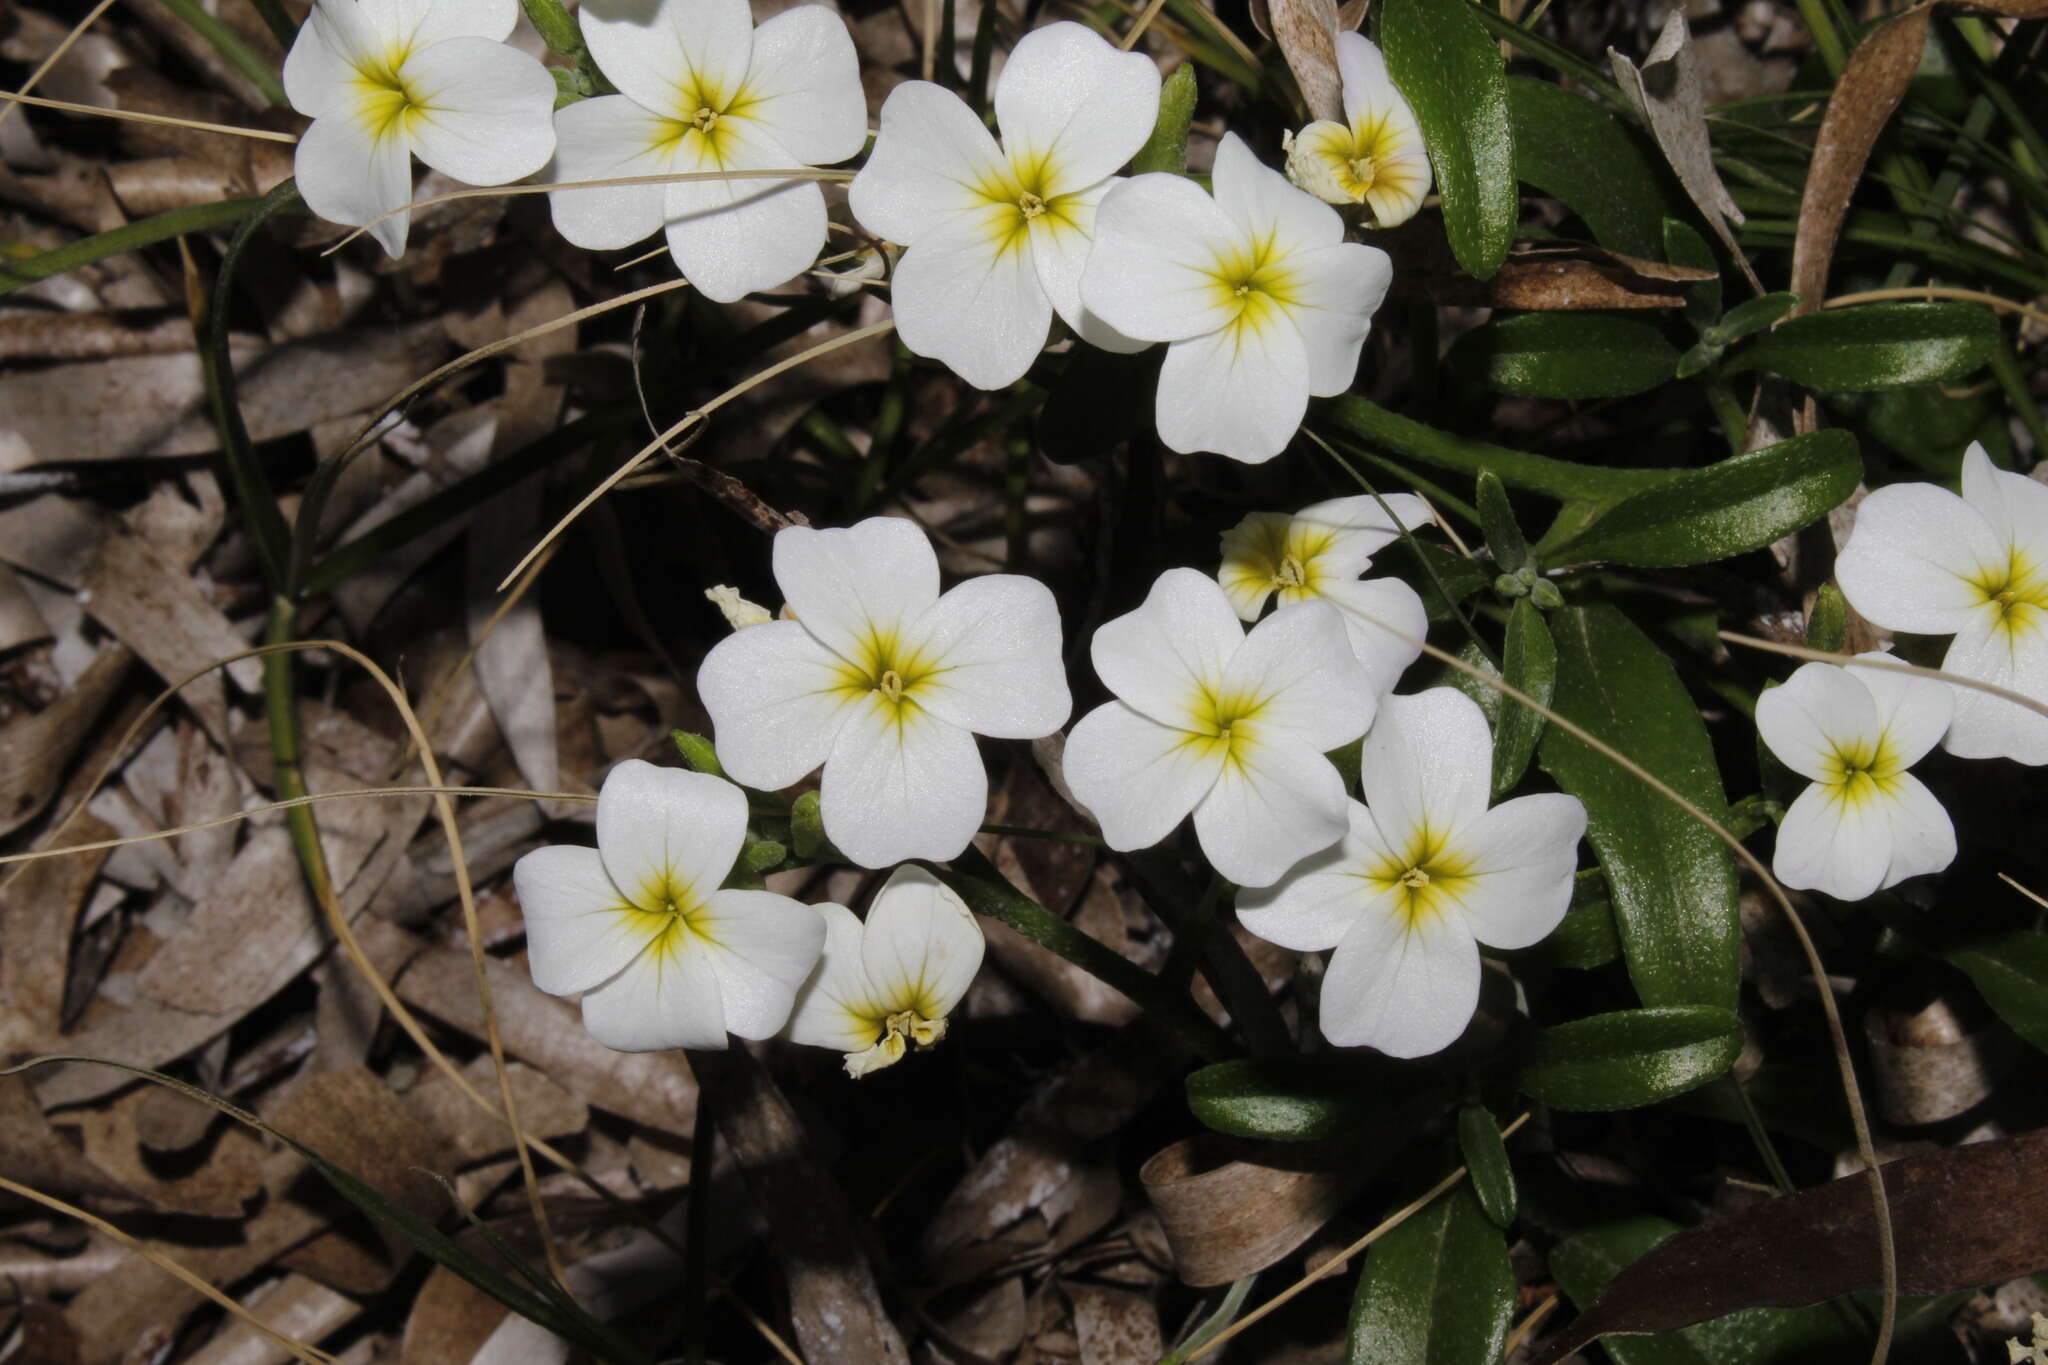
[579,936,727,1051]
[772,517,940,664]
[1847,650,1952,768]
[1335,32,1397,132]
[1320,904,1480,1058]
[890,207,1054,390]
[284,0,379,118]
[1939,611,2048,765]
[695,889,826,1038]
[1028,178,1148,354]
[578,0,754,119]
[660,119,827,302]
[1194,735,1351,888]
[992,21,1160,194]
[1754,661,1881,784]
[1283,121,1366,207]
[697,618,863,791]
[1155,315,1311,465]
[1210,131,1343,256]
[293,105,416,257]
[1772,779,1892,902]
[1223,599,1373,753]
[861,864,985,1020]
[740,4,868,167]
[1443,792,1585,949]
[1835,481,2003,635]
[1063,701,1223,852]
[820,697,986,867]
[402,38,557,187]
[513,845,658,995]
[1360,689,1493,855]
[1876,772,1957,889]
[1334,31,1430,226]
[1091,567,1246,730]
[1316,577,1427,696]
[1293,492,1434,578]
[1236,802,1393,952]
[546,94,675,250]
[1284,240,1391,397]
[1082,172,1241,343]
[1217,511,1293,622]
[849,80,1009,247]
[595,760,748,911]
[1961,441,2048,567]
[901,575,1071,739]
[785,903,889,1053]
[361,0,514,47]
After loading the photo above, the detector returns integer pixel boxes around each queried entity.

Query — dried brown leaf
[0,312,222,362]
[0,645,131,839]
[1266,0,1344,121]
[1140,1135,1365,1288]
[0,813,114,1042]
[1069,1282,1165,1365]
[0,1076,140,1207]
[181,1275,359,1365]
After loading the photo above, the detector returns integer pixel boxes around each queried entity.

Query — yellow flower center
[844,1009,948,1077]
[1347,152,1378,187]
[1359,829,1473,927]
[691,104,720,132]
[1972,549,2048,636]
[1400,865,1431,890]
[1209,234,1303,340]
[878,668,906,703]
[1017,190,1048,219]
[1275,553,1309,588]
[351,47,426,142]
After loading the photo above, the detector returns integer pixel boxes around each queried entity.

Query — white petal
[661,121,828,302]
[595,760,748,909]
[546,95,673,250]
[1090,567,1245,728]
[1293,492,1434,577]
[819,697,986,867]
[901,575,1071,739]
[1028,178,1148,353]
[1191,736,1350,888]
[1062,700,1223,851]
[1772,780,1892,902]
[1081,172,1240,343]
[1217,511,1290,622]
[785,902,888,1053]
[1236,801,1389,951]
[1939,612,2048,764]
[1335,32,1396,134]
[695,889,826,1038]
[1154,314,1311,464]
[772,517,940,664]
[1835,481,2003,635]
[697,619,861,791]
[1320,905,1479,1058]
[1223,599,1374,753]
[739,4,868,166]
[1284,241,1391,396]
[1443,792,1586,949]
[1961,441,2048,567]
[1333,31,1431,227]
[1754,661,1881,784]
[890,208,1053,390]
[1876,773,1956,888]
[1316,577,1427,696]
[284,0,376,118]
[402,38,557,187]
[512,844,655,995]
[992,21,1160,193]
[362,0,514,46]
[579,0,753,118]
[579,937,728,1051]
[861,864,985,1019]
[293,107,415,257]
[1847,649,1952,768]
[1210,130,1343,256]
[848,80,1007,247]
[1360,688,1493,854]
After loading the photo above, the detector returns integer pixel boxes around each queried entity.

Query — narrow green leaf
[1944,930,2048,1055]
[1538,605,1740,1011]
[1536,430,1861,569]
[1710,290,1801,344]
[1804,583,1848,654]
[1,197,263,295]
[1457,1106,1517,1228]
[1492,599,1555,797]
[1662,218,1721,332]
[1322,399,1674,503]
[1521,1007,1741,1110]
[1347,1185,1514,1364]
[1381,0,1516,279]
[1186,1057,1443,1141]
[1475,471,1528,574]
[1134,65,1197,174]
[1454,312,1678,399]
[152,0,288,104]
[1724,301,1999,390]
[1507,77,1670,258]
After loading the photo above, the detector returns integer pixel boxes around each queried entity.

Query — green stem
[0,197,262,295]
[155,0,289,104]
[1702,379,1750,455]
[681,1079,716,1365]
[264,600,335,904]
[1793,0,1847,77]
[1725,1073,1795,1197]
[1322,398,1672,503]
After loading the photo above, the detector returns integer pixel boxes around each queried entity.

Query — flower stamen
[691,105,720,132]
[1399,865,1430,890]
[1275,553,1308,588]
[1017,190,1048,219]
[878,668,906,702]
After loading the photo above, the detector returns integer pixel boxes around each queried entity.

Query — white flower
[1755,652,1956,902]
[1281,32,1431,224]
[1836,442,2048,764]
[1218,492,1431,697]
[1063,568,1372,888]
[545,0,866,302]
[283,0,557,257]
[512,759,825,1052]
[1081,133,1394,464]
[1237,688,1586,1058]
[847,21,1159,389]
[696,516,1070,868]
[785,865,985,1076]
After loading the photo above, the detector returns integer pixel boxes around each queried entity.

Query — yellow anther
[1018,190,1048,219]
[1347,153,1377,187]
[1276,553,1308,588]
[1400,866,1431,890]
[691,105,719,132]
[878,668,906,702]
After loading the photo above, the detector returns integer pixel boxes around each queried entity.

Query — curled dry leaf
[1140,1133,1368,1287]
[1863,996,1998,1126]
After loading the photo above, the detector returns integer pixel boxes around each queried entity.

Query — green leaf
[671,730,724,777]
[1475,470,1529,574]
[1453,312,1678,400]
[1381,0,1516,279]
[1536,430,1861,569]
[1538,606,1740,1011]
[1492,599,1554,796]
[1710,291,1801,344]
[1724,301,1999,390]
[1830,380,2011,478]
[1186,1056,1442,1142]
[1529,870,1622,970]
[1507,77,1670,258]
[1457,1106,1517,1227]
[1520,1006,1742,1110]
[1134,64,1197,174]
[1804,583,1848,654]
[1322,398,1674,503]
[1944,930,2048,1055]
[1662,219,1720,332]
[1347,1185,1514,1364]
[1374,538,1492,622]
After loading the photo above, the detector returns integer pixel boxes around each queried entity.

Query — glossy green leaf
[1712,291,1801,343]
[1475,471,1528,574]
[1521,1006,1741,1110]
[1830,380,2011,477]
[1457,1106,1517,1227]
[1492,599,1554,796]
[1453,312,1678,399]
[1532,870,1622,970]
[1944,930,2048,1055]
[1507,77,1670,258]
[1134,64,1196,173]
[1186,1056,1442,1141]
[1538,606,1740,1011]
[1347,1185,1514,1364]
[1322,399,1674,503]
[1537,430,1860,569]
[1725,301,1998,390]
[1381,0,1516,279]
